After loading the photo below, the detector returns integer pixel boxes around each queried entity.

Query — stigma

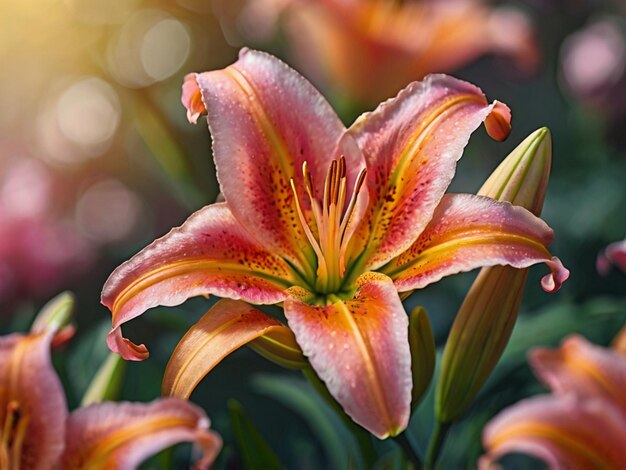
[290,156,367,294]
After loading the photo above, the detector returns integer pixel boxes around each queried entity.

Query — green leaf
[252,374,367,469]
[81,352,127,406]
[228,399,283,470]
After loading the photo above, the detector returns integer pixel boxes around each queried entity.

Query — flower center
[0,399,29,469]
[290,156,367,296]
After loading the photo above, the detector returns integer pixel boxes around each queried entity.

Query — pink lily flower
[0,329,221,469]
[481,334,626,468]
[102,49,567,439]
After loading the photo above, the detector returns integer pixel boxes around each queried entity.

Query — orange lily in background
[234,0,539,104]
[481,333,626,468]
[102,49,567,439]
[0,329,221,469]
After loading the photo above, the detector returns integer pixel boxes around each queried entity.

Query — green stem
[425,421,450,469]
[392,433,423,469]
[302,367,376,466]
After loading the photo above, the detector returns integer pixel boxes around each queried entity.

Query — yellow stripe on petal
[61,399,222,469]
[284,273,411,439]
[162,299,289,399]
[482,395,626,468]
[0,333,67,468]
[191,49,365,275]
[101,203,294,361]
[345,74,511,274]
[530,335,626,414]
[385,194,568,293]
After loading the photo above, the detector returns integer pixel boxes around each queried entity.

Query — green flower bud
[435,128,552,423]
[409,306,436,409]
[31,291,75,339]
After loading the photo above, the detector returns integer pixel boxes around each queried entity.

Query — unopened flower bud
[31,291,76,346]
[408,306,436,409]
[436,128,554,423]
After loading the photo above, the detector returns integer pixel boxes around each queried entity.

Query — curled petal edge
[541,256,569,293]
[484,100,512,142]
[107,328,149,361]
[181,73,206,124]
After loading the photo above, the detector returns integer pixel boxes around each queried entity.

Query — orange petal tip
[485,101,512,141]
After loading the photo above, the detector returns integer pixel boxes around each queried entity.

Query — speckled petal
[188,48,364,275]
[384,194,568,292]
[346,74,511,271]
[0,333,67,469]
[481,395,626,469]
[101,203,295,361]
[162,299,290,399]
[530,335,626,415]
[61,398,222,470]
[284,273,411,439]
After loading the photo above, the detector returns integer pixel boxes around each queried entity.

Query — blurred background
[1,0,626,467]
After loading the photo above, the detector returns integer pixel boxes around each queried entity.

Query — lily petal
[530,335,626,414]
[181,74,206,124]
[101,203,294,361]
[187,48,364,274]
[284,273,411,439]
[383,194,569,293]
[0,333,67,469]
[61,398,222,470]
[162,299,288,398]
[346,74,511,271]
[481,394,626,469]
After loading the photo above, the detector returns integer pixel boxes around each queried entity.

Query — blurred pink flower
[560,18,626,117]
[597,238,626,275]
[0,328,221,468]
[0,159,93,305]
[481,334,626,468]
[226,0,539,104]
[0,155,143,307]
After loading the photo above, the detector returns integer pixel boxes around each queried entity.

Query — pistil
[290,156,367,295]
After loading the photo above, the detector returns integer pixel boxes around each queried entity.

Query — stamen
[301,162,324,240]
[302,162,314,199]
[338,155,346,180]
[324,160,337,211]
[289,178,329,280]
[338,167,368,276]
[1,401,16,450]
[293,157,368,294]
[0,400,28,470]
[10,412,29,470]
[340,167,368,238]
